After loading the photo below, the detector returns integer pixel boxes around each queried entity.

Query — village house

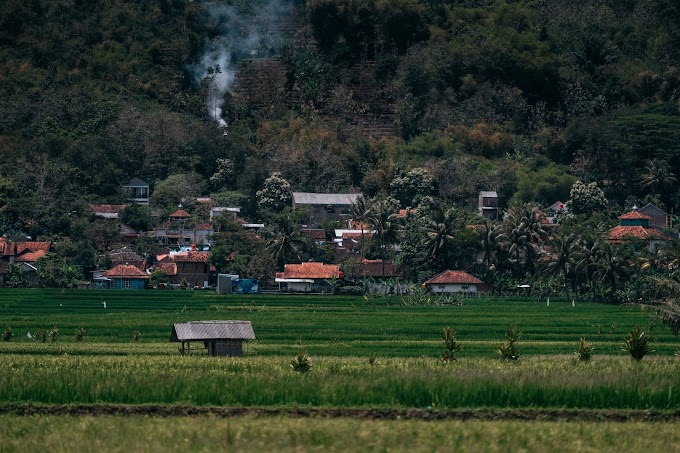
[302,228,327,246]
[423,270,485,294]
[637,203,672,230]
[154,209,213,248]
[93,264,149,290]
[155,251,212,288]
[478,191,499,220]
[292,192,361,227]
[607,210,673,251]
[0,239,51,265]
[275,262,342,293]
[122,178,150,205]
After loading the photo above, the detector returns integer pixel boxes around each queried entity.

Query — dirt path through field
[2,404,679,422]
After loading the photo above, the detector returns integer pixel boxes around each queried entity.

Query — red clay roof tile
[423,270,483,285]
[619,211,652,220]
[282,262,341,279]
[102,264,149,279]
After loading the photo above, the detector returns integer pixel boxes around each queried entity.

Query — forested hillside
[1,0,679,239]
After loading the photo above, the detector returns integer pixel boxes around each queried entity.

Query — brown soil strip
[1,404,679,422]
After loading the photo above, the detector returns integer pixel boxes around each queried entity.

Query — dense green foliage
[1,0,680,241]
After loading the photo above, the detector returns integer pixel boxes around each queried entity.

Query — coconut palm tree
[422,207,458,271]
[368,200,400,276]
[543,233,581,299]
[349,195,374,258]
[478,219,500,271]
[640,158,677,194]
[593,243,631,293]
[266,214,305,270]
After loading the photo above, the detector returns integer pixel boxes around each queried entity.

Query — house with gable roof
[423,270,485,294]
[607,210,673,251]
[292,192,361,227]
[123,178,150,205]
[638,203,672,230]
[94,264,149,289]
[0,238,51,265]
[275,262,342,292]
[154,250,212,288]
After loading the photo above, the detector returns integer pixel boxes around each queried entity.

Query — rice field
[2,416,680,453]
[1,289,679,451]
[1,355,679,409]
[1,289,678,357]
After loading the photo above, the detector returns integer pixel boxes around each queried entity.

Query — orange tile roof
[0,239,51,257]
[103,264,149,279]
[619,211,652,220]
[171,251,211,263]
[607,226,671,242]
[154,262,178,276]
[14,249,47,262]
[169,209,191,218]
[281,262,341,279]
[423,270,483,285]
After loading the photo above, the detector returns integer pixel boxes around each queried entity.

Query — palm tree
[521,206,551,276]
[593,243,631,293]
[349,195,374,258]
[478,219,500,271]
[577,235,603,290]
[640,158,677,194]
[368,201,400,277]
[266,214,305,270]
[543,233,581,299]
[422,207,457,271]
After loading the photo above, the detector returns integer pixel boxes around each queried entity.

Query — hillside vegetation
[1,0,679,235]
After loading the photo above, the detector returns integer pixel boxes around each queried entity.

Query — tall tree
[368,200,400,276]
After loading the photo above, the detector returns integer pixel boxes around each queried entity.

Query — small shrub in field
[34,330,48,343]
[623,325,653,361]
[74,328,86,342]
[575,337,594,362]
[2,326,12,342]
[368,354,377,366]
[290,350,311,373]
[498,326,521,361]
[132,330,142,342]
[441,327,461,362]
[48,326,59,342]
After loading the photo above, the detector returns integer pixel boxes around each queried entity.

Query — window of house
[438,285,445,289]
[462,285,469,290]
[123,279,132,289]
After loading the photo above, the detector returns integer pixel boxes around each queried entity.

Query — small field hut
[170,320,255,357]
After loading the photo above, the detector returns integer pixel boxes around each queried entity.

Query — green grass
[1,289,678,357]
[1,355,679,409]
[1,416,679,452]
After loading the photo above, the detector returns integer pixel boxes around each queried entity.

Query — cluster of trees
[0,0,679,295]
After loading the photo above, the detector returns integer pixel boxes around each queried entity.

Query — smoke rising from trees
[186,0,293,127]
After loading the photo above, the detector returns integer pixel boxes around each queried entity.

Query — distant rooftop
[293,192,361,205]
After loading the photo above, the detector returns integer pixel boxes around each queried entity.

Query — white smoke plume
[187,0,293,128]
